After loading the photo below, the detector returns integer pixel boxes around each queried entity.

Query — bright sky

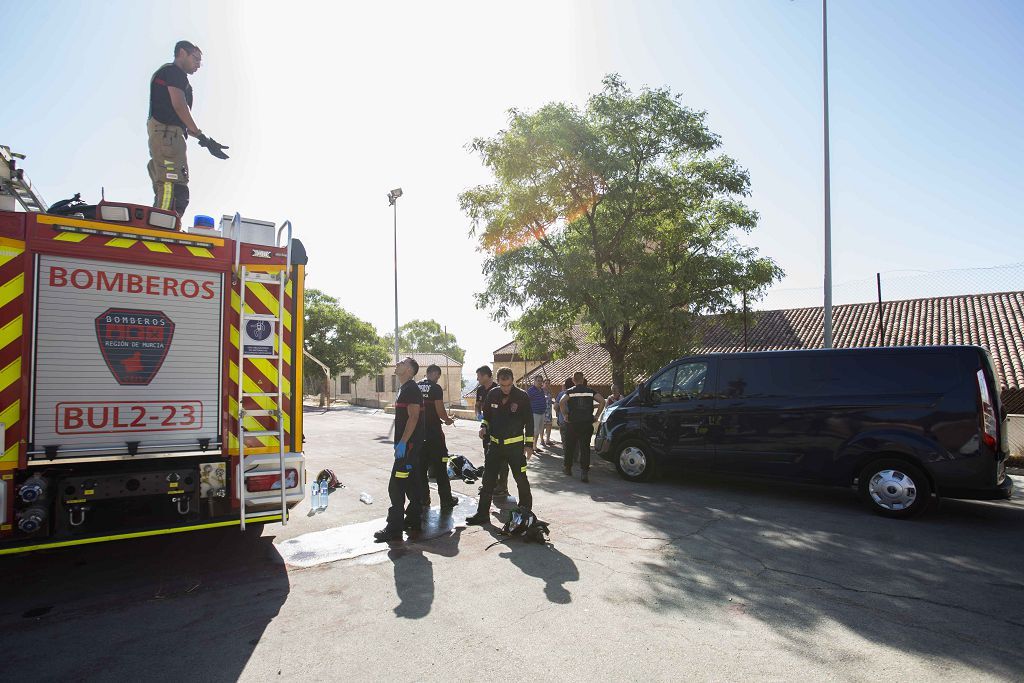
[4,1,1022,381]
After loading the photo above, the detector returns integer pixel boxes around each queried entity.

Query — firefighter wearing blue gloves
[374,357,424,543]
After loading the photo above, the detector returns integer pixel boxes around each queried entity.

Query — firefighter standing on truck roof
[466,366,533,526]
[147,40,230,217]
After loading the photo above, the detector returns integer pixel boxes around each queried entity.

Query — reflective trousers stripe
[394,471,409,479]
[161,181,173,210]
[490,435,524,445]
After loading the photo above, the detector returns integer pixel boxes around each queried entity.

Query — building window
[339,376,351,394]
[375,375,385,393]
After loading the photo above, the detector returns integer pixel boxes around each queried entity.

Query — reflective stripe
[481,420,488,427]
[520,465,528,472]
[490,435,525,445]
[160,182,173,210]
[394,471,410,479]
[525,436,534,444]
[441,457,449,463]
[0,515,283,555]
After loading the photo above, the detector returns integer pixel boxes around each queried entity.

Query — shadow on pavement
[496,541,580,604]
[0,526,289,680]
[388,527,465,619]
[527,446,1024,675]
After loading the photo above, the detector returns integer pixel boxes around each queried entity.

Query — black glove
[197,133,230,160]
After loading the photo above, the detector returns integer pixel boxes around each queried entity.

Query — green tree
[303,289,390,404]
[460,75,782,390]
[383,319,466,364]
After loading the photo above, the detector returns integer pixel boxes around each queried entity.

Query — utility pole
[388,188,403,363]
[822,0,834,348]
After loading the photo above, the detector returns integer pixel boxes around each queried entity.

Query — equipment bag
[447,455,484,484]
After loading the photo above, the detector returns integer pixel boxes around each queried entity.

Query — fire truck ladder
[0,145,49,212]
[231,213,294,530]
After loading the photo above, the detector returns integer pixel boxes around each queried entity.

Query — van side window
[649,363,707,403]
[718,353,959,399]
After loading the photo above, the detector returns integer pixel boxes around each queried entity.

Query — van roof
[687,345,986,361]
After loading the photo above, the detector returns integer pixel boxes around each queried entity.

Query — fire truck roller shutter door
[32,255,223,456]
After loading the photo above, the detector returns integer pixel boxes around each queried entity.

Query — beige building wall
[332,365,463,408]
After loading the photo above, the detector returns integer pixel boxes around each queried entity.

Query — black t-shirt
[417,378,444,438]
[566,384,597,423]
[149,63,193,130]
[475,381,494,415]
[394,379,424,445]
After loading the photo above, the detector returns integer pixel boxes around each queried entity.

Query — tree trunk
[608,347,627,394]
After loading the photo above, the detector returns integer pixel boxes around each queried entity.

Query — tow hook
[172,495,191,515]
[68,505,88,527]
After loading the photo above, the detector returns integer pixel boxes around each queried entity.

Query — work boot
[465,512,490,526]
[440,496,459,511]
[492,488,509,497]
[373,527,403,543]
[581,470,589,483]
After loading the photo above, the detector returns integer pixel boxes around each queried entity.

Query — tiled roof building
[512,292,1024,412]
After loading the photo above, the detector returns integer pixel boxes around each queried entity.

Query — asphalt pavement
[3,404,1024,681]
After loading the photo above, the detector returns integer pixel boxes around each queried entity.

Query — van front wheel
[858,459,931,518]
[614,439,656,482]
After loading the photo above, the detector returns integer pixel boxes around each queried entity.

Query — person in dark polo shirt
[418,364,458,511]
[374,357,424,543]
[147,40,229,217]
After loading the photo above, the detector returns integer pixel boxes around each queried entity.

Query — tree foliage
[383,319,466,364]
[459,75,783,389]
[303,289,390,396]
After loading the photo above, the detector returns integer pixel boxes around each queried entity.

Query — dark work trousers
[481,434,510,492]
[559,424,577,471]
[475,443,532,515]
[565,421,594,471]
[386,445,422,532]
[420,434,453,504]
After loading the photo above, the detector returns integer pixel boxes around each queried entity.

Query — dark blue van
[594,346,1011,517]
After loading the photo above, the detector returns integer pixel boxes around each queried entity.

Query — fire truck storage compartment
[32,254,223,458]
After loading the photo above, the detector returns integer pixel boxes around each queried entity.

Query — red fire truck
[0,145,307,554]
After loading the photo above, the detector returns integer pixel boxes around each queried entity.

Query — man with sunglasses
[147,40,229,218]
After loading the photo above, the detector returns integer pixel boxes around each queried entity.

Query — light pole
[387,187,403,364]
[822,0,833,348]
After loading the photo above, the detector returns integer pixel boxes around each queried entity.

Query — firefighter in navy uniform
[474,365,511,495]
[374,357,424,543]
[558,372,606,482]
[466,367,534,526]
[418,364,459,511]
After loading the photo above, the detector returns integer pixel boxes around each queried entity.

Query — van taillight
[976,369,998,450]
[246,468,298,493]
